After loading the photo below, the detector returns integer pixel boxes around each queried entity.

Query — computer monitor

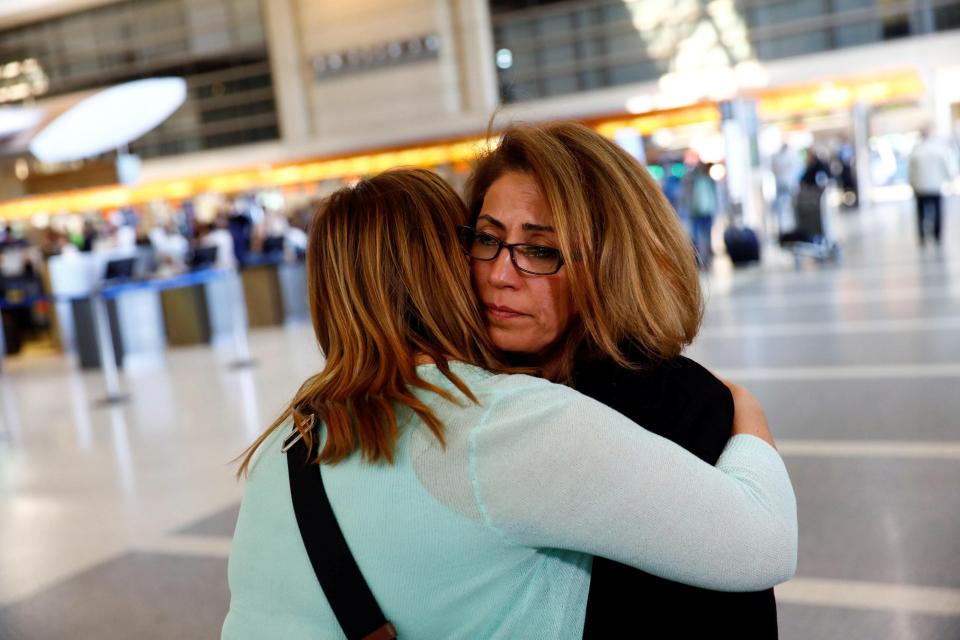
[261,236,284,254]
[188,246,218,270]
[104,257,136,281]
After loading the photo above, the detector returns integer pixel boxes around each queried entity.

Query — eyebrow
[477,214,556,234]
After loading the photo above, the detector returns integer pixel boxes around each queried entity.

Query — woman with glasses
[462,122,780,638]
[223,168,796,640]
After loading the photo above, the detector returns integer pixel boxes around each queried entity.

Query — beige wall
[289,0,496,141]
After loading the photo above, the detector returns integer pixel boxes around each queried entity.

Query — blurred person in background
[909,127,959,246]
[661,156,685,217]
[199,213,237,270]
[79,219,98,252]
[834,137,857,206]
[0,224,16,247]
[681,159,719,270]
[148,221,189,272]
[226,205,253,265]
[800,147,831,189]
[283,221,307,260]
[39,227,70,258]
[771,143,799,231]
[224,168,797,639]
[463,122,781,638]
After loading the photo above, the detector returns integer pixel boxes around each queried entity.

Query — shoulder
[478,370,587,416]
[667,355,726,387]
[661,356,733,410]
[440,362,561,404]
[430,363,592,429]
[465,369,626,443]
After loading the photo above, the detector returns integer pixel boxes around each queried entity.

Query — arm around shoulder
[468,381,798,592]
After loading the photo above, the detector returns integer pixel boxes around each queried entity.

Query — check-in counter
[65,286,167,369]
[240,257,307,326]
[240,261,284,328]
[278,261,308,322]
[49,252,236,369]
[158,283,211,346]
[110,269,234,355]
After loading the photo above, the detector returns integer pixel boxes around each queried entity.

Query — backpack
[691,174,716,217]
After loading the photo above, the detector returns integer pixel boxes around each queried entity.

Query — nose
[488,246,521,288]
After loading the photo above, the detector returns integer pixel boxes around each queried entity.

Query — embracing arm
[469,382,797,592]
[722,378,777,449]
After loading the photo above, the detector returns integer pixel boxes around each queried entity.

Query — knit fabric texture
[223,362,797,639]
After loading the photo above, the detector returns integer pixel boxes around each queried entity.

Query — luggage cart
[778,183,841,264]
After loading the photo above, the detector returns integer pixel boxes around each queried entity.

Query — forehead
[480,172,552,224]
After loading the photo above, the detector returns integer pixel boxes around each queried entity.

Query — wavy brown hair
[238,168,505,475]
[465,121,703,382]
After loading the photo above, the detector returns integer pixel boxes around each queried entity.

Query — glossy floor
[1,198,959,639]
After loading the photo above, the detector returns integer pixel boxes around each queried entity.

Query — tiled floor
[1,196,958,639]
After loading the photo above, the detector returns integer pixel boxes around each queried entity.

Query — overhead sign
[312,34,440,81]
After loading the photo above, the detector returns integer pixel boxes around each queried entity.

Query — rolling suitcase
[780,184,840,263]
[794,184,825,241]
[723,226,760,265]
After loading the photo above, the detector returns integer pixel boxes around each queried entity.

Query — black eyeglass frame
[457,225,565,276]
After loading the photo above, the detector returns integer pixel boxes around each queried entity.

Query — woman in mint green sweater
[223,169,797,639]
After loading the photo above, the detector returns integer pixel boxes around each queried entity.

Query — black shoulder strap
[285,426,398,640]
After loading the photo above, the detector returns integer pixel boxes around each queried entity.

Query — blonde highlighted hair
[238,168,505,474]
[466,121,703,381]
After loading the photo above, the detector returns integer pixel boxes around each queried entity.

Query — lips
[485,303,528,320]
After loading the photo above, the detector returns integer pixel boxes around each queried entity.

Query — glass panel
[509,49,539,71]
[505,80,540,102]
[543,74,578,96]
[539,43,577,66]
[607,61,658,85]
[606,32,647,56]
[579,37,606,58]
[536,13,573,37]
[832,0,875,10]
[834,20,883,48]
[575,6,603,27]
[580,69,606,91]
[500,21,534,42]
[604,2,632,24]
[751,0,822,27]
[756,30,830,60]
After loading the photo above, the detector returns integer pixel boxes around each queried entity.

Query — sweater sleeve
[468,381,798,592]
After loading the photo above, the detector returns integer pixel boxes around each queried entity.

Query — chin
[489,328,545,355]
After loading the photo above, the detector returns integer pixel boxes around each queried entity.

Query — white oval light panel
[0,106,45,139]
[29,77,187,164]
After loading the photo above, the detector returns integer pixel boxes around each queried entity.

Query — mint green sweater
[223,362,797,639]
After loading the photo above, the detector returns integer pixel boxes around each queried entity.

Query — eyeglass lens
[460,228,561,275]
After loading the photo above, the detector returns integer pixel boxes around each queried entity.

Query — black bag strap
[284,421,398,640]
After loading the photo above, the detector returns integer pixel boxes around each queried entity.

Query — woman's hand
[720,378,777,449]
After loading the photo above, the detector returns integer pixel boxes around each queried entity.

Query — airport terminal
[0,0,958,638]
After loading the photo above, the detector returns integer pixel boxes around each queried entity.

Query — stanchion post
[91,291,127,405]
[228,269,255,369]
[0,303,6,375]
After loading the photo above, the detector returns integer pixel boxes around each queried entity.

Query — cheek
[551,274,574,315]
[470,260,488,291]
[533,279,574,340]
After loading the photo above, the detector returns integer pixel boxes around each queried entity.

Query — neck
[504,345,569,383]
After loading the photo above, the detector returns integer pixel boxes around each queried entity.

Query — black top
[573,350,778,639]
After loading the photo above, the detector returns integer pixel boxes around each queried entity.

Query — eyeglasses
[457,226,564,276]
